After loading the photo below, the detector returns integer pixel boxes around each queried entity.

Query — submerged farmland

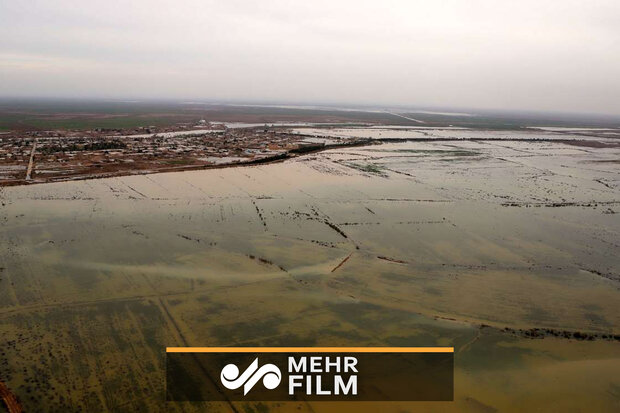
[0,128,619,412]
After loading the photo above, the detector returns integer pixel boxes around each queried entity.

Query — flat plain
[0,125,619,412]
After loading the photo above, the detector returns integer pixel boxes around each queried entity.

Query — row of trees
[39,140,127,154]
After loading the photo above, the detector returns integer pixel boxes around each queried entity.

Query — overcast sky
[1,0,619,114]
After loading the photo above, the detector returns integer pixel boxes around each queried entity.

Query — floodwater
[0,134,619,412]
[292,126,620,141]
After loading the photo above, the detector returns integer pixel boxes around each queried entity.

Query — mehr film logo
[166,347,454,402]
[220,354,359,396]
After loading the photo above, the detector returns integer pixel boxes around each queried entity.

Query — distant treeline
[39,140,127,154]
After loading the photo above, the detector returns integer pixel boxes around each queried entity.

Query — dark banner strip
[166,347,453,402]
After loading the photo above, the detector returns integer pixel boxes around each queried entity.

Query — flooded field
[0,133,619,412]
[293,126,620,141]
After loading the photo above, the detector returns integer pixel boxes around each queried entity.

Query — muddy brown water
[0,136,619,412]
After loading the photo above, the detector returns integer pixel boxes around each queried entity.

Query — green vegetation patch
[373,149,481,156]
[342,161,387,176]
[39,140,127,154]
